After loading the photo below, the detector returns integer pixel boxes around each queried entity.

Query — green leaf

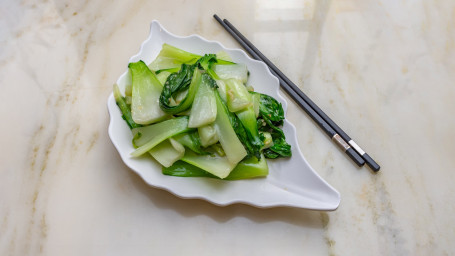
[263,137,292,159]
[196,54,217,71]
[159,65,201,114]
[253,92,292,159]
[256,92,285,122]
[196,54,221,80]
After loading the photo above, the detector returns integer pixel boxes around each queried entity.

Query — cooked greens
[159,64,200,114]
[129,61,168,124]
[188,74,217,128]
[236,106,264,159]
[113,84,141,129]
[163,154,269,180]
[131,116,192,157]
[255,92,292,159]
[114,44,291,180]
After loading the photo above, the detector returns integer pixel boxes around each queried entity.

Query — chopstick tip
[213,14,222,23]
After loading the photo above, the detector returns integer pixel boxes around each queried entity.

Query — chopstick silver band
[332,134,351,151]
[348,140,365,155]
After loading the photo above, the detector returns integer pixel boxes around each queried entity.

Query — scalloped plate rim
[107,20,340,210]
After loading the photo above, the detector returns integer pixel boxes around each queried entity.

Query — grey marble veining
[1,0,454,255]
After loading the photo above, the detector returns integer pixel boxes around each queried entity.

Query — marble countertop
[1,0,454,255]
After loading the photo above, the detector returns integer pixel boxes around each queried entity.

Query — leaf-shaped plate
[107,20,340,210]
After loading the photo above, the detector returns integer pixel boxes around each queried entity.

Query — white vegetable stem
[149,139,185,167]
[214,63,248,84]
[130,61,168,124]
[181,150,236,179]
[214,93,247,165]
[198,124,219,147]
[188,75,217,128]
[131,117,191,157]
[225,78,252,113]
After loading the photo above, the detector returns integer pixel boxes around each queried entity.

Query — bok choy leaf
[148,43,200,71]
[159,65,201,114]
[149,138,185,167]
[214,92,247,165]
[236,106,264,159]
[129,61,168,125]
[131,116,192,157]
[188,73,217,128]
[255,92,292,159]
[163,153,268,180]
[113,84,141,129]
[173,131,209,155]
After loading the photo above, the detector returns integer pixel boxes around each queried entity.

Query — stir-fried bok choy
[114,43,291,180]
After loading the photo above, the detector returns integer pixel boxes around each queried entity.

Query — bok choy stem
[131,116,192,157]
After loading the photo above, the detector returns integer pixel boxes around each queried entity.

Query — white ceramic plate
[107,20,340,210]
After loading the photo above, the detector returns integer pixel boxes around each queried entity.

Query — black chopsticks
[213,14,380,172]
